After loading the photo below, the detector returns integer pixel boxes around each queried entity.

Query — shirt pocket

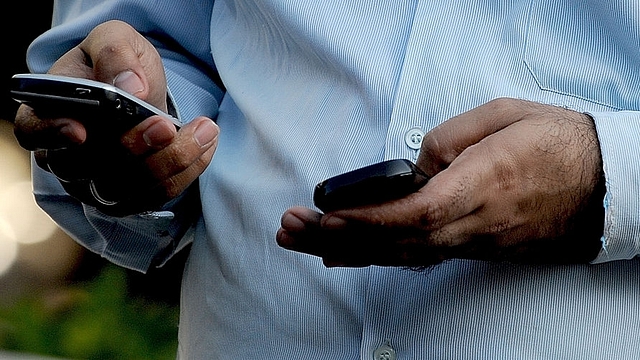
[524,1,640,110]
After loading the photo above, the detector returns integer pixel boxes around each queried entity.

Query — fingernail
[113,70,144,95]
[276,229,295,249]
[53,119,85,144]
[142,121,174,148]
[322,216,348,229]
[194,120,218,147]
[281,213,306,232]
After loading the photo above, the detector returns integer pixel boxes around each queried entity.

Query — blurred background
[1,2,187,359]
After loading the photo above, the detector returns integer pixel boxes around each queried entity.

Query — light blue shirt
[27,1,640,358]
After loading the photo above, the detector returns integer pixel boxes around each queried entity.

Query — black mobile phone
[313,159,429,213]
[10,73,181,136]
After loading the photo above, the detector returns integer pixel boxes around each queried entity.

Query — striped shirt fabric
[28,1,640,358]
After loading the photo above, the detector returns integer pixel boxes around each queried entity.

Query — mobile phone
[10,73,181,136]
[313,159,429,213]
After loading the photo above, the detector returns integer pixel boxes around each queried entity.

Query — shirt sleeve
[590,110,640,263]
[26,0,224,272]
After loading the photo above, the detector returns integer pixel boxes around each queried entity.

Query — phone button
[74,87,91,95]
[404,127,424,150]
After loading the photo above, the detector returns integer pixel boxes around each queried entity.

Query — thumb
[78,20,168,111]
[112,70,146,96]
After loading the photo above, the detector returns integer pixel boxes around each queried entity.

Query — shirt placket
[362,1,461,359]
[382,1,468,164]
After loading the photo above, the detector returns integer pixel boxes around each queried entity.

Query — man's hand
[277,98,605,267]
[13,20,219,216]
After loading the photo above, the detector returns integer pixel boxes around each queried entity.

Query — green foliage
[0,265,179,360]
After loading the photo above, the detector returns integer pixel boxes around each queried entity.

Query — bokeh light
[0,119,80,282]
[0,180,58,245]
[0,218,19,276]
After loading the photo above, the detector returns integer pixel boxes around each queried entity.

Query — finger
[159,143,217,200]
[48,20,167,110]
[121,116,179,156]
[309,152,498,263]
[76,20,167,108]
[86,136,218,216]
[277,206,326,255]
[46,46,95,79]
[57,116,217,214]
[13,105,87,150]
[279,206,324,235]
[418,98,535,176]
[324,148,490,239]
[84,177,181,216]
[144,117,219,183]
[277,207,365,265]
[98,116,218,202]
[277,207,444,268]
[279,220,443,268]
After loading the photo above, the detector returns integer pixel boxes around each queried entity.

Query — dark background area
[1,2,55,121]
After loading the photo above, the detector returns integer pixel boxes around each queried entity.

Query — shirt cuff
[589,110,640,263]
[32,160,198,273]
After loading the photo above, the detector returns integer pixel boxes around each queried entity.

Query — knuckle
[162,177,184,200]
[417,198,447,230]
[427,226,457,248]
[415,173,476,235]
[420,129,459,169]
[488,97,518,110]
[91,20,135,39]
[487,218,515,236]
[492,158,517,192]
[94,42,133,67]
[489,97,511,106]
[12,106,37,148]
[420,132,440,154]
[166,145,194,172]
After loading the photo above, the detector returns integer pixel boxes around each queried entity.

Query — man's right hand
[13,20,219,216]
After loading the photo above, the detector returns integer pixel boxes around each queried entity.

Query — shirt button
[373,344,397,360]
[404,127,424,150]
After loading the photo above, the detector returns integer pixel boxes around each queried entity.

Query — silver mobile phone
[10,73,180,135]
